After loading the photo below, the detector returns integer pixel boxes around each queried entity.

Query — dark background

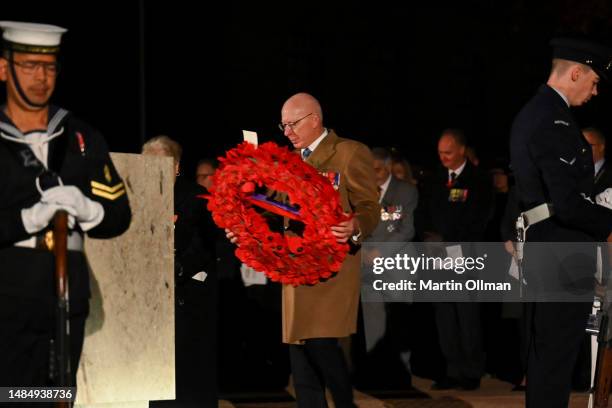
[3,0,612,177]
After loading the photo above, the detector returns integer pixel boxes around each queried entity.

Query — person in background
[144,136,217,408]
[466,146,480,167]
[416,129,492,391]
[370,147,418,241]
[583,127,612,195]
[356,147,418,390]
[390,150,418,185]
[195,158,217,191]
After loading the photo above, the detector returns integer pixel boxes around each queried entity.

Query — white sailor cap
[0,21,67,54]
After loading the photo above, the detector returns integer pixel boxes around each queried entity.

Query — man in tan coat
[279,93,379,407]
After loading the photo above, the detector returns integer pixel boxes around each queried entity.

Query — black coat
[0,106,131,303]
[416,161,493,242]
[164,178,217,407]
[174,178,215,287]
[508,83,612,407]
[500,186,520,242]
[0,106,131,386]
[510,84,612,243]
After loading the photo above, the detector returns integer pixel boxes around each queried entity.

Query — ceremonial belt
[516,203,554,243]
[522,203,554,228]
[14,230,84,252]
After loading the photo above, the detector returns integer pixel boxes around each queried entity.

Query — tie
[447,172,457,187]
[302,148,312,160]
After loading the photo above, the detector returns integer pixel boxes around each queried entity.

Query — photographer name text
[372,279,511,292]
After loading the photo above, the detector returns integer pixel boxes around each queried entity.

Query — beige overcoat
[282,130,380,344]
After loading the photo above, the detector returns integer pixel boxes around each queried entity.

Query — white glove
[21,202,76,234]
[41,186,105,232]
[596,188,612,210]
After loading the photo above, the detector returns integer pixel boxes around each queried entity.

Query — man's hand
[331,214,359,243]
[41,186,104,231]
[21,202,75,234]
[225,228,239,245]
[504,240,516,257]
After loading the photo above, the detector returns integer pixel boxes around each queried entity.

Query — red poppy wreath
[206,141,350,286]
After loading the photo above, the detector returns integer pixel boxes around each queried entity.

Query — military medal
[320,171,340,190]
[76,131,86,156]
[380,204,403,221]
[448,188,469,202]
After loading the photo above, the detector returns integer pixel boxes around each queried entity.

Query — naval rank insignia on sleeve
[91,180,126,200]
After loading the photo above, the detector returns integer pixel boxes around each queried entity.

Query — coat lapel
[306,130,337,169]
[595,164,606,185]
[381,176,396,206]
[455,163,469,187]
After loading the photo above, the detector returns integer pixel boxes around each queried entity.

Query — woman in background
[390,150,418,185]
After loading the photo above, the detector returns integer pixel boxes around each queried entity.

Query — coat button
[177,266,184,277]
[178,298,184,306]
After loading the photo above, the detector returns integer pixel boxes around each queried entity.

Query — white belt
[14,231,84,251]
[522,203,554,228]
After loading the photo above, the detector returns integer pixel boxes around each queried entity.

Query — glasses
[278,112,313,132]
[11,59,60,76]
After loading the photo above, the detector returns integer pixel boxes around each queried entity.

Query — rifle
[53,210,72,408]
[592,311,612,407]
[590,241,612,408]
[515,214,526,298]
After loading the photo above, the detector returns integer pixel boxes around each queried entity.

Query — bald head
[283,93,323,119]
[281,92,325,149]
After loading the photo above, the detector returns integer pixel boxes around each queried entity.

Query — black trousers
[526,302,591,408]
[434,302,485,380]
[150,278,218,408]
[0,295,88,387]
[289,338,356,408]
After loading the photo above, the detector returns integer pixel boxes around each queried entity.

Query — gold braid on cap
[4,41,60,54]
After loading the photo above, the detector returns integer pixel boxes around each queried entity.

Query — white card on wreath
[243,130,258,146]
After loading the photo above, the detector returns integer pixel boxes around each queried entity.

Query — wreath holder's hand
[331,213,359,243]
[225,228,239,246]
[208,142,351,286]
